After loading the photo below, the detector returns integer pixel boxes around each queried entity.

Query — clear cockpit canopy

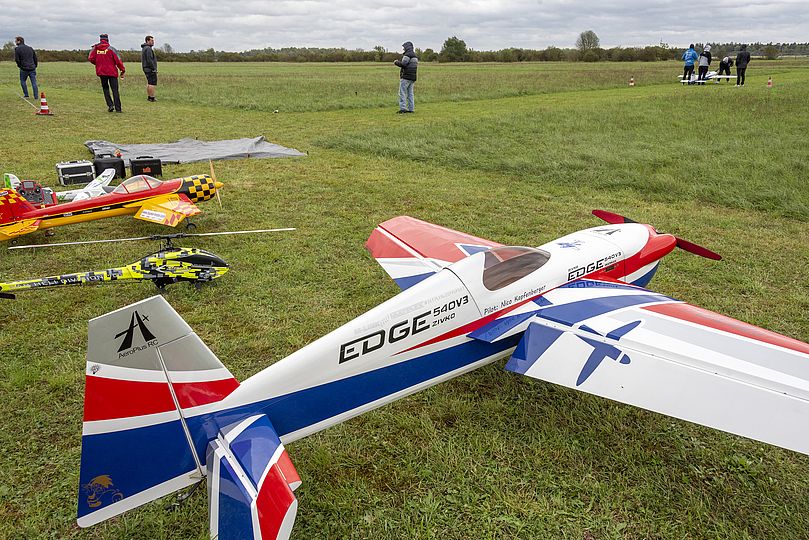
[482,246,551,290]
[112,175,163,195]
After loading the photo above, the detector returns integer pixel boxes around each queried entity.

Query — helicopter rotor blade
[7,235,155,250]
[7,228,296,250]
[181,228,295,238]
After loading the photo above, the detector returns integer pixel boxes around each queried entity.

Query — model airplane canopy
[75,213,809,539]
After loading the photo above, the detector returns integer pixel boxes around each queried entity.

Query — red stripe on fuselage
[20,179,183,219]
[398,295,541,355]
[644,303,809,355]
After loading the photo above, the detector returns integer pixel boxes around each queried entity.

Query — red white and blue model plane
[77,211,809,539]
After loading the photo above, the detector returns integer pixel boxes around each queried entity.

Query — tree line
[3,34,807,63]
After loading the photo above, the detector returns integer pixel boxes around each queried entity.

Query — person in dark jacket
[717,55,734,82]
[89,34,126,112]
[14,36,38,100]
[697,45,712,84]
[141,36,158,102]
[393,41,418,113]
[735,44,751,86]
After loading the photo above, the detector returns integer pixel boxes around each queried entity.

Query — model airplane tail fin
[0,188,36,224]
[77,296,240,528]
[207,415,301,540]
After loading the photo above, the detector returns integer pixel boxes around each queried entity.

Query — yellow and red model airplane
[0,173,222,242]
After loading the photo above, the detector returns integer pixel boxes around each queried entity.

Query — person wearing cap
[141,35,158,102]
[14,36,39,100]
[393,41,418,113]
[681,44,698,83]
[697,45,712,84]
[88,33,126,112]
[735,44,751,87]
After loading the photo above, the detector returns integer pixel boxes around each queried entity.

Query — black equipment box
[130,156,163,177]
[56,160,95,185]
[93,154,126,179]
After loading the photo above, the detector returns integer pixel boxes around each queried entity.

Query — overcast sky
[4,0,808,52]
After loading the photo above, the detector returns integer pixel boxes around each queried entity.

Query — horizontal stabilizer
[208,415,299,540]
[506,296,809,456]
[366,216,502,290]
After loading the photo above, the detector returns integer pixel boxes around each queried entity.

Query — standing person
[735,44,751,87]
[717,55,734,82]
[682,44,698,83]
[141,35,158,102]
[14,36,38,100]
[697,45,712,84]
[394,41,418,113]
[88,34,126,112]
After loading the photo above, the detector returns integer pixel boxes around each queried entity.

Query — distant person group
[88,33,159,112]
[682,43,751,86]
[12,34,158,113]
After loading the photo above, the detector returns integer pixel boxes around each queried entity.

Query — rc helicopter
[1,228,294,299]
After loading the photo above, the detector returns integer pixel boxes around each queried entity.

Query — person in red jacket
[88,34,125,112]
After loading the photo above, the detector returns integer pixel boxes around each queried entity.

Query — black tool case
[93,154,127,179]
[56,160,95,185]
[130,156,163,177]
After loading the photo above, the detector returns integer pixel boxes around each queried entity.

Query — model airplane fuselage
[77,214,809,539]
[0,174,222,242]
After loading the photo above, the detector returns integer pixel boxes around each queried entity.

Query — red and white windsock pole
[36,92,54,116]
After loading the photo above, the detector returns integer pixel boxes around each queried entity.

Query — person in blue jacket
[682,44,698,83]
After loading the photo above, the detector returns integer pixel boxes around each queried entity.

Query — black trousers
[697,65,709,82]
[736,67,747,86]
[100,76,122,111]
[683,65,694,82]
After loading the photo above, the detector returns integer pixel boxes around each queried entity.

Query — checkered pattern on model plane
[0,190,27,206]
[183,175,216,202]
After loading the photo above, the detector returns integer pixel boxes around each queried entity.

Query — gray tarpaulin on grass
[84,136,305,166]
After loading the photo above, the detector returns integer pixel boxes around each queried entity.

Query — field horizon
[1,59,807,539]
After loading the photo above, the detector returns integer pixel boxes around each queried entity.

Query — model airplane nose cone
[214,181,224,190]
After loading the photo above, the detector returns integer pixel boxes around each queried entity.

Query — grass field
[0,59,808,539]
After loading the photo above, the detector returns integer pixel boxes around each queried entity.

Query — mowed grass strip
[0,59,807,539]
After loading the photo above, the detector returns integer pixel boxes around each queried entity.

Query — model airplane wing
[59,168,116,202]
[366,215,503,290]
[0,218,41,241]
[129,194,201,226]
[491,278,809,455]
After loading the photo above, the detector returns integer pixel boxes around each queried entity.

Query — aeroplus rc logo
[115,311,157,353]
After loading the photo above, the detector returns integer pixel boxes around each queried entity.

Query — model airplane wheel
[185,221,197,230]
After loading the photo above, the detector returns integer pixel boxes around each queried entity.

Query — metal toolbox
[56,160,96,185]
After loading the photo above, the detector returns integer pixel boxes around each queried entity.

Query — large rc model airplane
[76,211,809,539]
[0,173,222,242]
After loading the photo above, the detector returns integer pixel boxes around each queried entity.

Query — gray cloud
[3,0,808,52]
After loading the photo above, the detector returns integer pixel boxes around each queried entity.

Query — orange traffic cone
[36,92,53,115]
[629,76,635,87]
[767,76,773,88]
